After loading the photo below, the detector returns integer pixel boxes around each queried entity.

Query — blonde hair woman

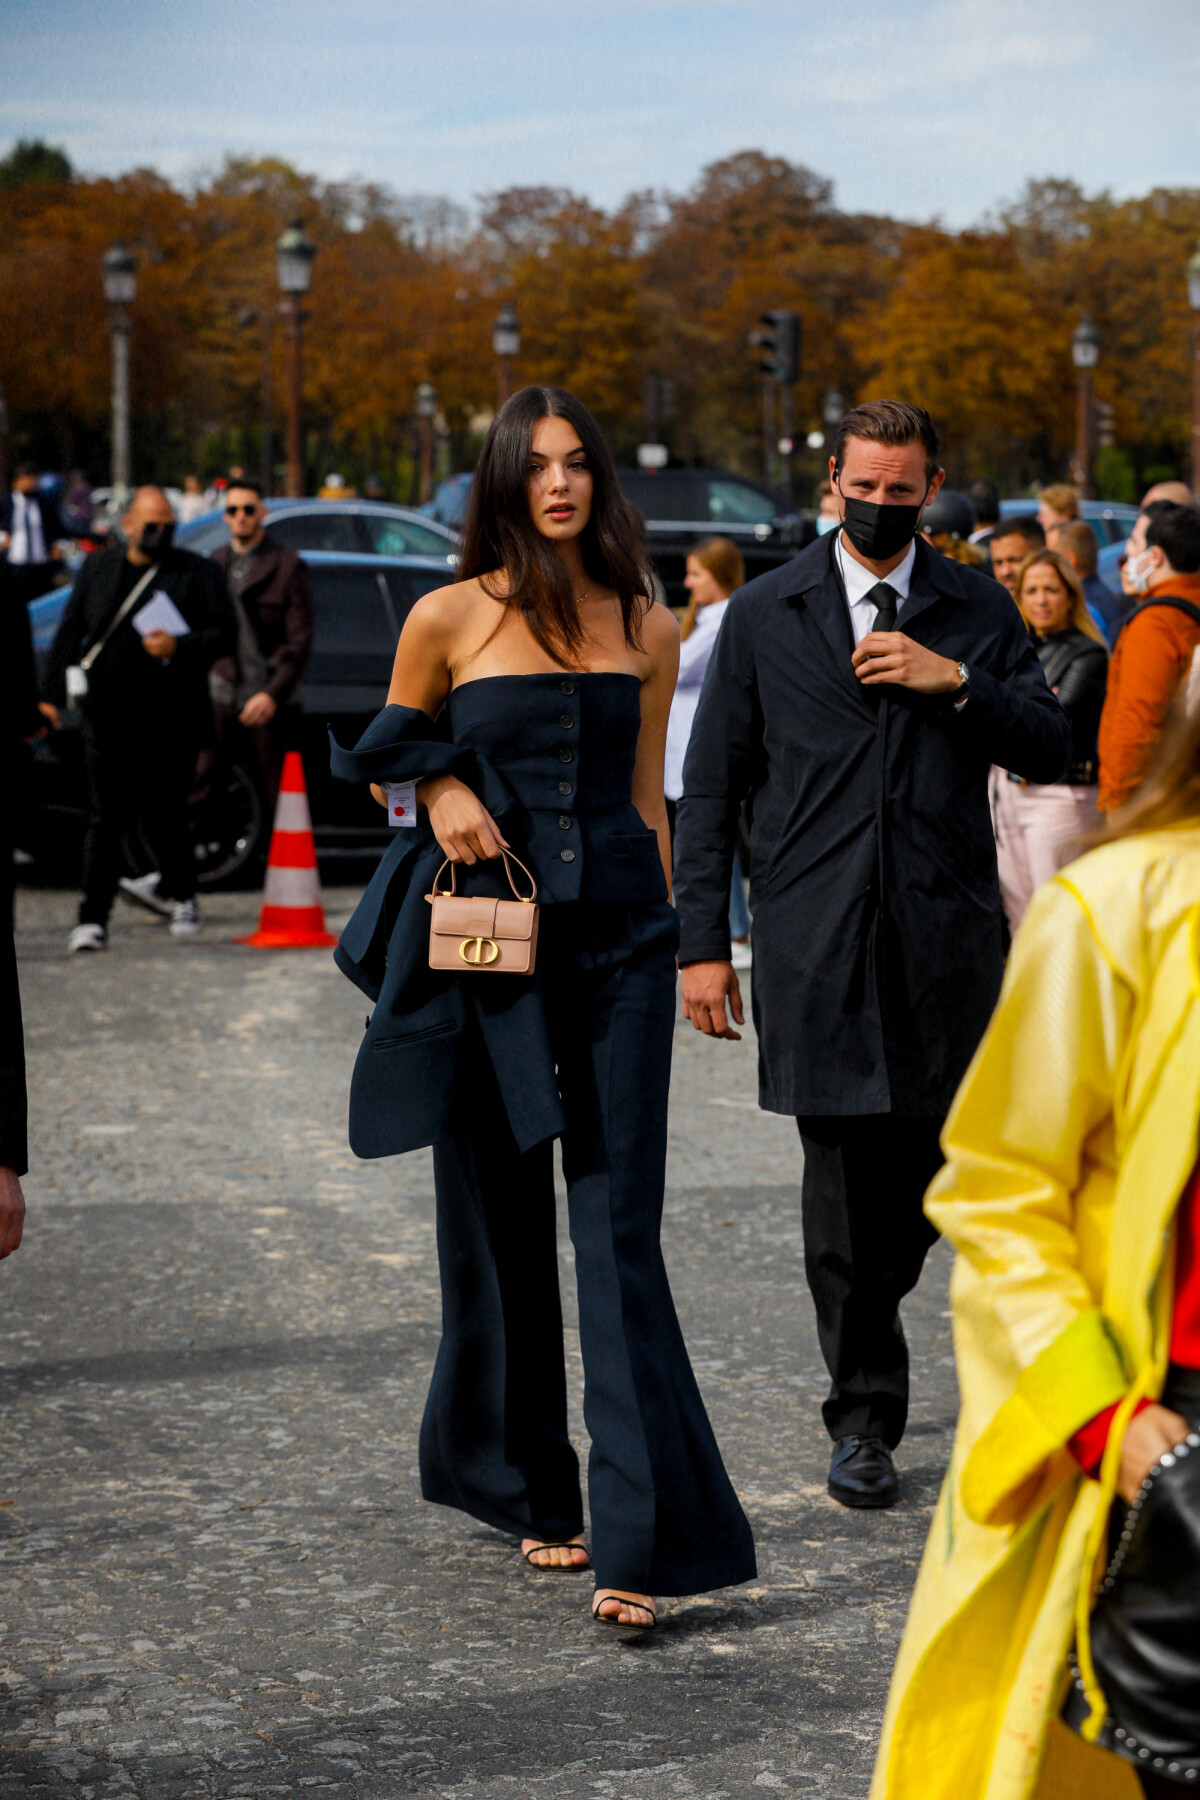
[872,701,1200,1800]
[992,549,1109,932]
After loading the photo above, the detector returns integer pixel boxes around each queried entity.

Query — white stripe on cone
[272,791,313,834]
[261,865,324,908]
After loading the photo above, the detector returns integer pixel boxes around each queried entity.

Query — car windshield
[708,479,776,526]
[360,514,456,560]
[267,510,361,554]
[618,474,706,522]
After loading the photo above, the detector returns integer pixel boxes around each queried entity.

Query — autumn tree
[1,147,1198,499]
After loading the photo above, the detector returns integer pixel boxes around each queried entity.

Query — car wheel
[121,758,267,891]
[191,759,267,889]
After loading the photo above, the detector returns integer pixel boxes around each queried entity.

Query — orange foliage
[2,154,1199,495]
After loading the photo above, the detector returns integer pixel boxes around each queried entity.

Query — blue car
[998,499,1138,597]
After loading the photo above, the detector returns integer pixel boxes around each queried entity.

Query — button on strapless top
[445,673,667,905]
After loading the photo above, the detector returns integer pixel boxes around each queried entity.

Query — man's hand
[239,691,278,728]
[852,632,963,693]
[1118,1402,1193,1504]
[0,1168,26,1259]
[37,701,60,731]
[142,630,176,662]
[680,960,744,1040]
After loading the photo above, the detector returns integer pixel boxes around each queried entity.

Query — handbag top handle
[431,847,538,904]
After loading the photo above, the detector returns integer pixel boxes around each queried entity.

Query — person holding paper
[40,487,235,953]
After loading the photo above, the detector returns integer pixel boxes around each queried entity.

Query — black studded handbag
[1063,1369,1200,1784]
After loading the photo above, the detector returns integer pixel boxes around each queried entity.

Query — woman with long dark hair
[331,386,755,1632]
[871,693,1200,1799]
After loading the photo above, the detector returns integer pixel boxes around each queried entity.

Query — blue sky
[3,0,1198,223]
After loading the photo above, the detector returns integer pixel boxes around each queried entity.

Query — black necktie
[866,581,898,633]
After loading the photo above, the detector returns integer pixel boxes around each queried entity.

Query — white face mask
[1125,546,1157,595]
[816,514,839,535]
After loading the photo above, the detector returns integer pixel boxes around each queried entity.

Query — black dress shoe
[828,1435,898,1508]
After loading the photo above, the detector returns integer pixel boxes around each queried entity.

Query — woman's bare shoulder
[641,596,680,637]
[402,575,504,642]
[640,598,681,662]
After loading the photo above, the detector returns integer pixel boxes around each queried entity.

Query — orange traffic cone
[234,752,337,949]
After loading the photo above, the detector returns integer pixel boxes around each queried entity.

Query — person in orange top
[1097,500,1200,814]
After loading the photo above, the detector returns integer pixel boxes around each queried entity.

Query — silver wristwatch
[952,660,970,703]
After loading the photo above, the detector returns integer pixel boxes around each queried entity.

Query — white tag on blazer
[385,782,417,827]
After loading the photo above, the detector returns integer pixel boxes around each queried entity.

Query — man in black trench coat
[673,401,1071,1508]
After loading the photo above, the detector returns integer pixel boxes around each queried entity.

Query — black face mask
[836,483,928,561]
[137,520,175,558]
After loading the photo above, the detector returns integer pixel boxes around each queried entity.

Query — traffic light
[754,310,800,384]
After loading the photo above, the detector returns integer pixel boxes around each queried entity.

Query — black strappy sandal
[522,1540,591,1573]
[592,1592,657,1630]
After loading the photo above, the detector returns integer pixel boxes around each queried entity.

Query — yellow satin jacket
[871,826,1200,1800]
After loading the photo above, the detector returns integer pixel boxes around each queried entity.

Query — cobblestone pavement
[3,884,958,1800]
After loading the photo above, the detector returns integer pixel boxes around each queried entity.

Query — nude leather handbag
[426,849,539,975]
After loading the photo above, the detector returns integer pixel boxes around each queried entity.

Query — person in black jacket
[40,487,235,952]
[208,478,313,806]
[0,560,42,929]
[0,466,65,607]
[673,401,1071,1510]
[992,547,1108,933]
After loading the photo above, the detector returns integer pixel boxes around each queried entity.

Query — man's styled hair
[1039,482,1079,519]
[832,400,941,482]
[991,514,1045,549]
[1047,518,1098,577]
[966,478,1000,526]
[226,475,264,500]
[1144,500,1200,575]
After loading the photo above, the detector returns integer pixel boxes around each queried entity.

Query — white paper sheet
[132,591,191,638]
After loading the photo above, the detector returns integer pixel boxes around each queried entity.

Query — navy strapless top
[445,672,666,905]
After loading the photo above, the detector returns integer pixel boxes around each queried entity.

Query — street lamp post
[1071,317,1100,499]
[492,303,520,408]
[275,220,316,499]
[415,382,437,505]
[102,243,137,501]
[1187,242,1200,501]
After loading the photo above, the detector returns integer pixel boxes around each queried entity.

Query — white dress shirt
[834,529,968,708]
[834,532,916,645]
[8,491,47,565]
[664,597,730,801]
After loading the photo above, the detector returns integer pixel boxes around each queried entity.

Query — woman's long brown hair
[458,386,653,668]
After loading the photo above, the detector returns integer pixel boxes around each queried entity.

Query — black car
[617,468,811,605]
[22,552,455,887]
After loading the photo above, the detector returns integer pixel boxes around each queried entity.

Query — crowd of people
[2,475,314,952]
[3,389,1200,1793]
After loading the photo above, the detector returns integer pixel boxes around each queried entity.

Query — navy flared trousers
[419,903,756,1597]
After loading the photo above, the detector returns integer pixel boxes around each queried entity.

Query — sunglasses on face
[225,503,259,518]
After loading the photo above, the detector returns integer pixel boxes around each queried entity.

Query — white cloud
[0,0,1196,221]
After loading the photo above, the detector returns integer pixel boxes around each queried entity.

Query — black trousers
[796,1114,943,1447]
[420,904,757,1597]
[80,719,199,926]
